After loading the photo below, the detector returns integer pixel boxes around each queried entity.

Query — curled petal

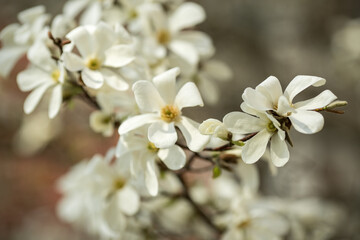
[242,87,273,111]
[256,76,283,106]
[284,75,326,103]
[294,90,337,110]
[118,114,159,135]
[223,111,263,134]
[289,110,324,134]
[158,145,186,170]
[169,2,205,33]
[81,68,103,89]
[175,82,204,109]
[148,122,177,148]
[241,129,272,164]
[270,133,289,167]
[133,80,165,112]
[176,117,210,152]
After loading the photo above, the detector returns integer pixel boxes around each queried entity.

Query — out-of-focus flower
[119,67,210,152]
[0,5,49,77]
[17,41,65,118]
[62,22,135,90]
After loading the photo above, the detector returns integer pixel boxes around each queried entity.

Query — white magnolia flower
[50,14,76,39]
[242,75,337,134]
[57,150,140,239]
[119,67,210,152]
[139,2,214,66]
[62,22,135,90]
[17,41,65,118]
[219,197,289,240]
[116,125,186,196]
[0,5,49,77]
[223,109,289,167]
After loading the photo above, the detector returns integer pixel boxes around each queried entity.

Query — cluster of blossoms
[0,0,347,239]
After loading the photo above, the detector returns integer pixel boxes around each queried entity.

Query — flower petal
[241,129,272,164]
[66,26,94,58]
[284,75,326,103]
[93,22,116,53]
[115,185,140,216]
[62,52,85,72]
[79,1,102,25]
[153,67,179,104]
[145,157,158,196]
[203,59,233,81]
[169,2,205,33]
[16,67,52,91]
[223,112,263,134]
[242,87,273,111]
[81,68,103,89]
[0,46,26,77]
[175,82,204,109]
[148,122,177,148]
[103,45,135,68]
[289,110,324,134]
[132,80,165,112]
[169,40,199,66]
[48,84,62,119]
[101,68,129,91]
[176,117,210,152]
[175,31,214,59]
[255,76,283,106]
[118,113,159,135]
[197,74,219,105]
[294,90,337,110]
[24,83,53,114]
[158,145,186,170]
[270,133,289,167]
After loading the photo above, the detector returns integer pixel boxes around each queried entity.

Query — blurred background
[0,0,359,239]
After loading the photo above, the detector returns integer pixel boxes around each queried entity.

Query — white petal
[289,110,324,134]
[255,76,283,106]
[270,133,289,167]
[169,2,205,33]
[48,84,62,119]
[0,47,26,77]
[176,31,214,58]
[199,118,223,135]
[203,59,233,81]
[93,22,116,53]
[175,82,204,109]
[284,75,326,103]
[145,157,158,196]
[66,26,94,58]
[103,45,135,68]
[101,68,129,91]
[63,0,88,18]
[79,1,102,25]
[18,5,45,23]
[115,185,140,216]
[81,68,103,89]
[118,114,159,135]
[169,40,199,66]
[242,87,273,111]
[176,117,210,152]
[132,80,165,112]
[153,67,179,104]
[294,90,337,110]
[148,122,177,148]
[62,52,85,72]
[158,145,186,170]
[223,112,263,134]
[24,83,52,114]
[27,42,54,72]
[198,74,219,105]
[16,68,51,91]
[241,129,272,164]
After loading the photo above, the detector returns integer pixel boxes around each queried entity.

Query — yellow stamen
[113,178,126,190]
[161,105,180,123]
[51,69,61,83]
[87,58,101,70]
[147,142,159,153]
[157,30,171,45]
[267,122,277,132]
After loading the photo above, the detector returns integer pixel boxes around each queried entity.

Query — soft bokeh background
[0,0,359,239]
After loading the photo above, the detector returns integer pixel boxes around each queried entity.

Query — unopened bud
[326,100,348,110]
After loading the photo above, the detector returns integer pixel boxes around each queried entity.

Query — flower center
[51,69,61,83]
[129,9,138,19]
[161,105,180,123]
[237,219,251,229]
[157,30,171,45]
[147,142,159,153]
[267,122,277,132]
[113,177,126,190]
[87,58,101,70]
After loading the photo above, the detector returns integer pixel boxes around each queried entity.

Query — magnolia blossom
[57,150,140,239]
[116,125,186,196]
[139,2,214,66]
[242,75,337,134]
[0,5,49,77]
[62,22,135,90]
[17,42,65,118]
[119,67,210,152]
